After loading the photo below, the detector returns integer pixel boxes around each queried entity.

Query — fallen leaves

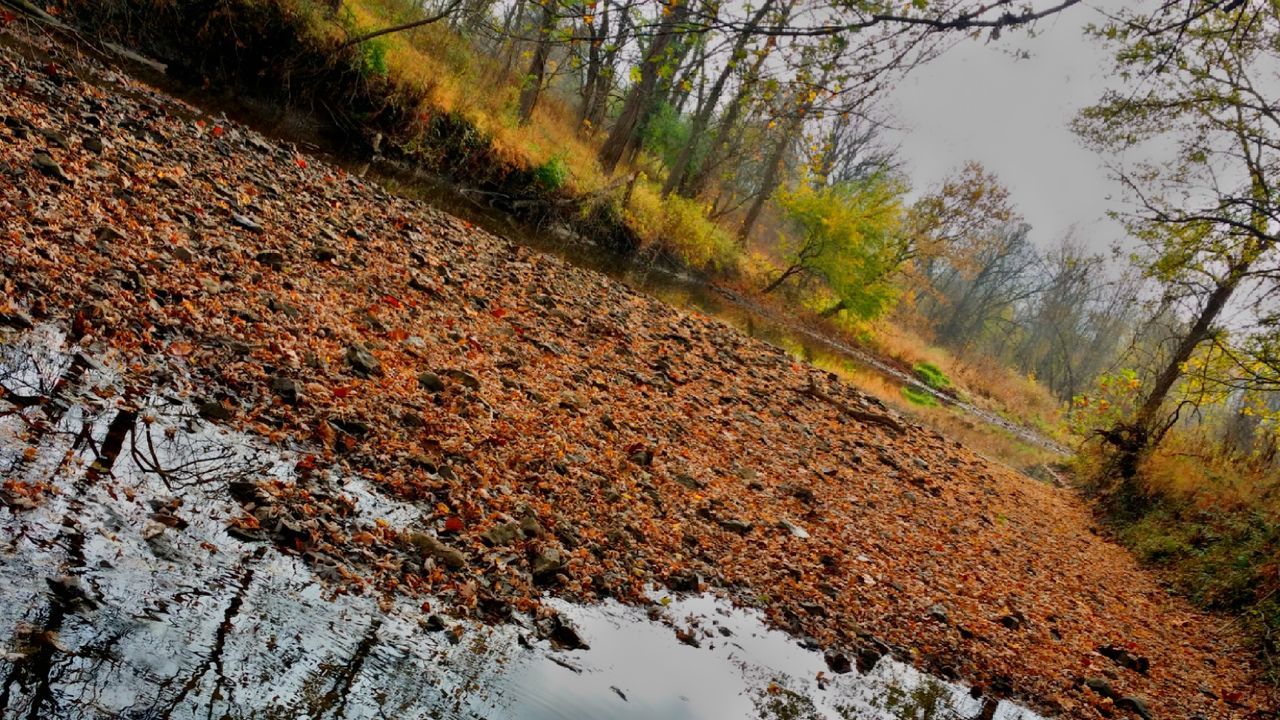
[0,26,1272,720]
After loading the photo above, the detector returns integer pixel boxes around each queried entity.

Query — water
[0,325,1044,719]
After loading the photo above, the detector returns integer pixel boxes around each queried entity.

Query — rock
[231,214,263,232]
[345,344,381,377]
[270,376,299,405]
[0,307,34,330]
[1116,696,1152,720]
[417,371,446,393]
[779,519,810,539]
[540,613,590,650]
[312,246,338,262]
[531,546,565,580]
[38,129,70,149]
[196,399,233,421]
[673,474,706,490]
[824,650,852,674]
[82,134,105,154]
[558,391,586,410]
[628,448,654,466]
[329,418,370,437]
[1084,677,1114,699]
[855,644,885,673]
[255,250,284,270]
[170,246,194,262]
[481,521,521,546]
[1098,644,1150,674]
[46,575,99,610]
[667,569,700,592]
[422,614,447,632]
[32,150,71,183]
[717,518,753,534]
[518,514,544,538]
[911,457,930,472]
[999,611,1027,630]
[927,604,949,623]
[409,532,466,569]
[442,369,480,390]
[408,273,439,294]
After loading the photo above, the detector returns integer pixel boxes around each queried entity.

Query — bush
[625,183,737,270]
[913,361,951,391]
[533,155,568,190]
[901,385,940,407]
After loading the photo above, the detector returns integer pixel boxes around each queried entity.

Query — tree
[1075,0,1280,479]
[763,173,906,322]
[598,0,693,173]
[517,0,559,124]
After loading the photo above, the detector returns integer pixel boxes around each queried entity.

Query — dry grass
[868,322,1066,440]
[1137,434,1280,515]
[788,341,1063,471]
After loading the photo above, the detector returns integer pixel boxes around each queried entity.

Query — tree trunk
[597,0,690,174]
[737,107,803,246]
[1134,276,1241,435]
[517,0,557,125]
[662,0,773,197]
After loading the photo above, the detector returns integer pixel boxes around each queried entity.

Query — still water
[0,325,1043,719]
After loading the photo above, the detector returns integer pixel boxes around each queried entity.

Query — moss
[901,385,940,407]
[913,361,951,391]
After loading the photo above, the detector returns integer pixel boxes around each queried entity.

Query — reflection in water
[0,325,1041,719]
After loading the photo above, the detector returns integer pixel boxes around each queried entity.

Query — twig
[339,0,464,49]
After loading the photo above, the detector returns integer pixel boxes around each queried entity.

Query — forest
[1,0,1279,716]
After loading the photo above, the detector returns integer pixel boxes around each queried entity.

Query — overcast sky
[886,2,1125,254]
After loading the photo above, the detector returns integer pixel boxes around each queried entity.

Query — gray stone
[346,344,381,377]
[481,521,521,546]
[409,532,466,569]
[270,377,299,405]
[231,214,263,232]
[1116,696,1151,720]
[32,150,71,183]
[717,518,753,534]
[418,371,446,393]
[532,546,565,579]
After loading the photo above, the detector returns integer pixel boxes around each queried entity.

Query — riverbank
[1,19,1275,718]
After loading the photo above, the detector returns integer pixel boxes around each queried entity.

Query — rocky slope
[0,21,1274,718]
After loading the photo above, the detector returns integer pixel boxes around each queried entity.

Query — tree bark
[598,0,690,174]
[517,0,558,125]
[662,0,774,197]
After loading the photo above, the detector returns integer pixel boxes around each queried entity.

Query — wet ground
[0,325,1042,719]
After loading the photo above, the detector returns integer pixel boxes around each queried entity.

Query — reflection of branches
[124,405,272,490]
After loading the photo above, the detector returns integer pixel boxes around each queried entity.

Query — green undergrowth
[1080,440,1280,684]
[912,361,951,391]
[900,385,940,407]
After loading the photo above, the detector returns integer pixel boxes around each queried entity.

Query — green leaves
[774,173,907,320]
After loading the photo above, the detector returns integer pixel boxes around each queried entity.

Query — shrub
[913,361,951,391]
[533,155,568,190]
[901,385,940,407]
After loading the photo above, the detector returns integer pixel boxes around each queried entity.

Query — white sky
[886,1,1126,253]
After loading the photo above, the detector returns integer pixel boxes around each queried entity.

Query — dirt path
[0,22,1274,718]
